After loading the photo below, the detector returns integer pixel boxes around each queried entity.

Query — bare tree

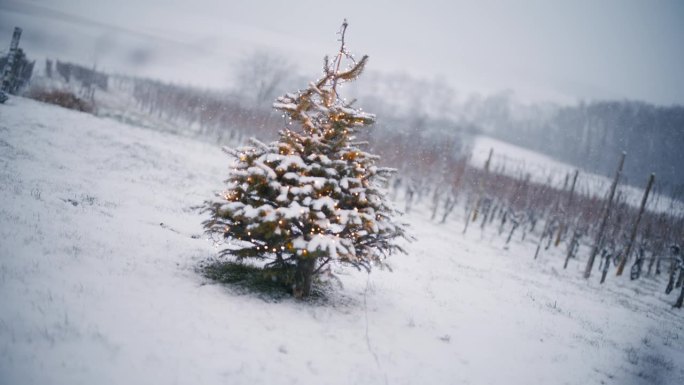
[233,50,296,108]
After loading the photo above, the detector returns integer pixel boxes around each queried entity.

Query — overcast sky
[1,0,683,105]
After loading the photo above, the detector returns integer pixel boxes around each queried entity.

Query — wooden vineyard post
[430,185,441,220]
[584,152,626,279]
[555,169,579,246]
[464,148,493,234]
[616,173,655,276]
[534,210,551,259]
[563,226,580,268]
[675,277,684,308]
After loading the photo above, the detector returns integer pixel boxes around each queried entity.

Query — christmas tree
[203,21,407,298]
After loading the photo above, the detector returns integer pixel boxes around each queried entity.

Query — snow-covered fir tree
[203,21,407,298]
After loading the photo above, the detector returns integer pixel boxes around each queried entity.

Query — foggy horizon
[2,0,684,106]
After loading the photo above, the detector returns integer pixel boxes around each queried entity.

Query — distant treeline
[465,97,684,198]
[548,101,683,194]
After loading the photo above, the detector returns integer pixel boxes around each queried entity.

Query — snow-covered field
[1,97,682,385]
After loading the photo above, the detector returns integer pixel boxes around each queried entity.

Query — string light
[207,30,403,283]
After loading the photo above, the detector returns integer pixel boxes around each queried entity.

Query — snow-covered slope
[1,97,682,385]
[469,135,684,214]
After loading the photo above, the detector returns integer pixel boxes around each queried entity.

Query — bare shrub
[26,89,94,113]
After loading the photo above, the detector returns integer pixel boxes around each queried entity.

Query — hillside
[1,97,682,384]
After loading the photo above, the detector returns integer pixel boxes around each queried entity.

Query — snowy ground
[1,97,682,385]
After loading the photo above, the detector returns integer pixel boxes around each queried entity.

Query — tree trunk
[465,148,493,234]
[584,152,625,279]
[674,283,684,309]
[535,217,551,260]
[555,170,579,247]
[600,253,610,284]
[293,257,316,299]
[646,252,657,276]
[676,268,684,289]
[666,267,676,294]
[441,194,456,224]
[430,187,440,220]
[564,228,579,269]
[506,221,519,245]
[616,173,654,276]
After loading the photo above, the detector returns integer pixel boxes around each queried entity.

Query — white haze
[1,0,683,105]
